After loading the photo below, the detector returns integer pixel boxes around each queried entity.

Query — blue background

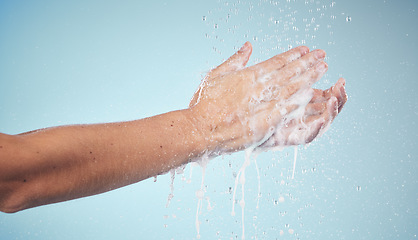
[1,0,417,239]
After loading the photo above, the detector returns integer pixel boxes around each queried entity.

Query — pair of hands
[189,42,347,154]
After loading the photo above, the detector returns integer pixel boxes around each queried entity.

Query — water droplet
[253,36,258,41]
[285,223,290,228]
[214,23,218,29]
[356,186,361,191]
[202,16,206,21]
[196,189,204,199]
[274,20,280,24]
[346,16,352,22]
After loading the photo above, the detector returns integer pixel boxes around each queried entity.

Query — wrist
[183,105,242,158]
[181,107,219,157]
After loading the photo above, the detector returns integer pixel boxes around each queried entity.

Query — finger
[278,78,315,101]
[305,101,328,115]
[311,77,347,113]
[271,116,324,146]
[268,49,326,86]
[336,78,347,113]
[249,45,310,73]
[301,119,325,144]
[317,96,338,137]
[285,61,328,92]
[208,41,253,79]
[252,103,301,148]
[311,78,343,102]
[311,88,327,103]
[329,96,339,123]
[250,99,299,122]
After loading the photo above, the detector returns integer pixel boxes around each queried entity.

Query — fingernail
[315,50,326,59]
[300,46,309,55]
[317,62,328,72]
[240,42,249,52]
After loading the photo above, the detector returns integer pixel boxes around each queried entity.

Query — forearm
[0,109,206,213]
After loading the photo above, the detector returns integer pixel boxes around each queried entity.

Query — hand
[188,42,336,155]
[258,77,347,149]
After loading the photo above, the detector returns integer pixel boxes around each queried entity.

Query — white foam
[231,148,252,215]
[195,151,210,239]
[166,169,176,207]
[253,152,261,209]
[256,88,314,149]
[230,148,254,240]
[292,146,298,179]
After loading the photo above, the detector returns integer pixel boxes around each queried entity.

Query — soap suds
[292,146,298,179]
[195,152,210,239]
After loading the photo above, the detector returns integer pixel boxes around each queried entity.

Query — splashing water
[165,0,341,238]
[195,152,210,239]
[292,146,298,179]
[231,148,253,240]
[166,169,175,208]
[174,75,333,239]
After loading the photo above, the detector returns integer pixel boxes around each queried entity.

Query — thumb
[208,41,253,79]
[189,42,253,108]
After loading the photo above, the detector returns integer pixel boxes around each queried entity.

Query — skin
[0,42,347,213]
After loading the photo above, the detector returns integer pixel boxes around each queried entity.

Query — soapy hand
[188,42,347,155]
[259,77,347,149]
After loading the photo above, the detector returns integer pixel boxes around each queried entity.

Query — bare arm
[0,42,347,213]
[0,110,207,213]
